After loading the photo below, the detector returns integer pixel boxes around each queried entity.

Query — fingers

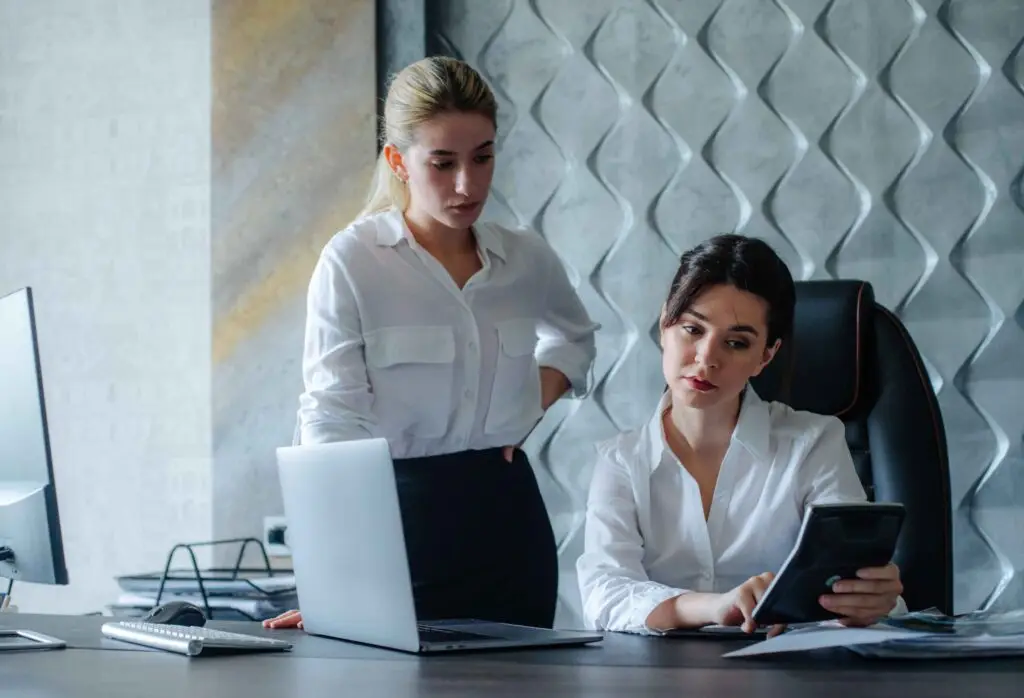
[737,574,773,633]
[262,612,291,628]
[820,593,894,624]
[271,614,301,628]
[263,614,296,629]
[734,586,757,633]
[502,446,515,463]
[830,578,903,596]
[821,592,894,609]
[855,562,900,581]
[720,573,777,633]
[263,609,302,629]
[827,565,901,626]
[826,562,901,625]
[768,624,787,638]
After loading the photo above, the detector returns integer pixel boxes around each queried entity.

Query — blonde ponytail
[355,56,497,220]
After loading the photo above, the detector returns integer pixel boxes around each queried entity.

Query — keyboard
[101,621,294,657]
[417,623,491,643]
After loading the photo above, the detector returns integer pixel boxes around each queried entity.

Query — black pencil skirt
[391,447,559,628]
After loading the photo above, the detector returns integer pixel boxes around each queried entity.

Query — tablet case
[751,502,905,626]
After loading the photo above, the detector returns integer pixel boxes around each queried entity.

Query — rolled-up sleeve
[534,244,600,398]
[297,247,377,444]
[577,445,687,635]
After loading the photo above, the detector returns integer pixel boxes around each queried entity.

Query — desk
[3,614,1022,697]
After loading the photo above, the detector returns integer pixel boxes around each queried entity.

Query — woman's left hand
[819,562,903,626]
[502,368,571,462]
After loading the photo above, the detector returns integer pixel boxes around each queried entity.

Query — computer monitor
[0,287,68,592]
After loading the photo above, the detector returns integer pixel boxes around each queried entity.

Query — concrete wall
[428,0,1024,623]
[210,0,377,553]
[0,0,376,613]
[0,0,212,613]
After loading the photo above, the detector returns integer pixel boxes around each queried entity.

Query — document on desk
[722,622,923,658]
[724,610,1024,659]
[850,609,1024,659]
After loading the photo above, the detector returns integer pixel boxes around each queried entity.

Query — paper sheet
[722,623,924,658]
[118,574,296,596]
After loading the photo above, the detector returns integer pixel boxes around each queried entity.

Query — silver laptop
[275,438,604,654]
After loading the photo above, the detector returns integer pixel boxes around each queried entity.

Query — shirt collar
[374,207,506,261]
[646,384,771,473]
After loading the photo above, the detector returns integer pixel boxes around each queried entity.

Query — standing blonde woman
[265,56,599,630]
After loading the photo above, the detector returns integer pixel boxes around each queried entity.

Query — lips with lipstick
[684,376,717,392]
[448,201,481,214]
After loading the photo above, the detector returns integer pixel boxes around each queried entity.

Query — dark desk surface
[3,613,1022,698]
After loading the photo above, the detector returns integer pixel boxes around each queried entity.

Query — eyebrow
[429,140,495,156]
[685,309,760,336]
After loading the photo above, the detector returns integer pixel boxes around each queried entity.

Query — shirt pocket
[364,325,455,439]
[484,318,543,436]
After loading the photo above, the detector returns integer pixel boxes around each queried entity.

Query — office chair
[750,279,953,615]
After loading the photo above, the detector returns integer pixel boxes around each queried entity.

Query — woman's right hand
[262,609,303,629]
[711,572,785,636]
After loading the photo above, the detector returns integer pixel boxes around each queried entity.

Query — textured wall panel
[432,0,1024,623]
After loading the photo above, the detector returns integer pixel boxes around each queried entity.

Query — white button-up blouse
[296,208,600,458]
[577,386,906,634]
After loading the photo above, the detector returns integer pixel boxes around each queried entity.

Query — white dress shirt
[297,207,600,458]
[576,386,906,635]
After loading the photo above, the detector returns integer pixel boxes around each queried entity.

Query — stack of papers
[112,590,298,621]
[722,621,923,657]
[723,610,1024,660]
[854,609,1024,659]
[109,571,298,621]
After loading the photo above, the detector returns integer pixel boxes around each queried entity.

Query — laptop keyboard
[417,623,492,643]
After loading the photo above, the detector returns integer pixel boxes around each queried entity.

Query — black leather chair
[750,280,953,615]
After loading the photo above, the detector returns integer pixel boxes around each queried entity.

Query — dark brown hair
[661,234,796,346]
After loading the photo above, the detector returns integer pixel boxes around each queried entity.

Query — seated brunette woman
[576,234,906,636]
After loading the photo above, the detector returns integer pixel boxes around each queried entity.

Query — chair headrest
[751,280,874,417]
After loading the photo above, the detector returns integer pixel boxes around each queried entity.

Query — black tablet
[751,502,905,626]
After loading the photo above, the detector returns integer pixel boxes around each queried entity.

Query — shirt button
[464,389,473,400]
[468,341,476,351]
[702,571,712,580]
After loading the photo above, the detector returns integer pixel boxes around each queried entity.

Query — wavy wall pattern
[432,0,1024,622]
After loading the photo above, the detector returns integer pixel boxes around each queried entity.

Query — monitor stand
[0,579,67,652]
[0,628,67,651]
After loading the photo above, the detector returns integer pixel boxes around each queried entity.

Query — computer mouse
[141,600,207,627]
